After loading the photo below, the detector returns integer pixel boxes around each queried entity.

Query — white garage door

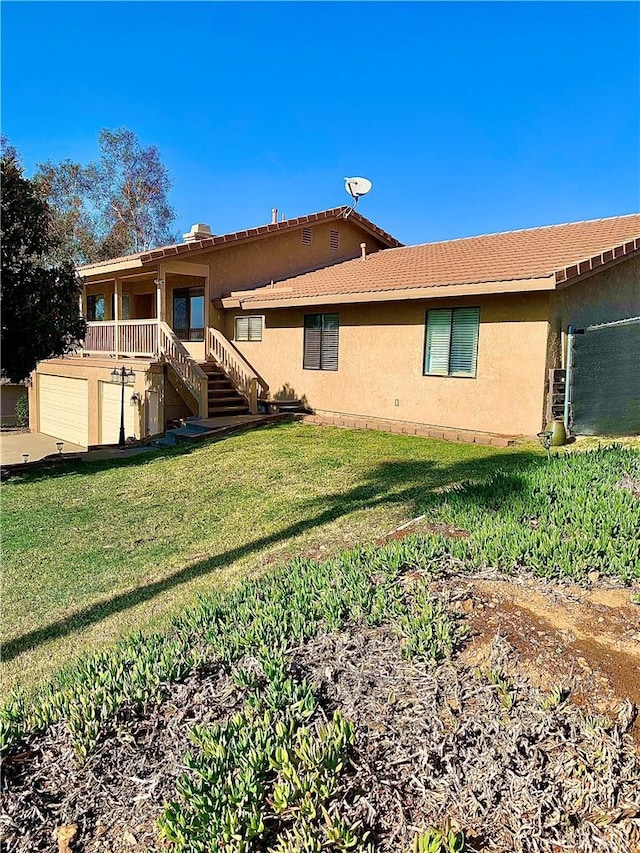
[100,381,137,444]
[39,375,89,447]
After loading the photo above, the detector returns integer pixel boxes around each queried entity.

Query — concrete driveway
[0,431,86,465]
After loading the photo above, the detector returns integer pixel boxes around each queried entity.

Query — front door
[173,287,205,341]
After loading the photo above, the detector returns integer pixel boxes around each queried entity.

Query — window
[304,313,339,370]
[120,293,131,320]
[329,229,339,253]
[109,293,131,320]
[424,307,480,377]
[301,226,313,246]
[235,315,263,342]
[173,287,205,341]
[86,295,105,321]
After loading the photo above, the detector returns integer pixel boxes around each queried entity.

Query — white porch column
[114,277,121,356]
[204,269,210,355]
[78,283,86,356]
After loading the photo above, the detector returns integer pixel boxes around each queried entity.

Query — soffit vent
[329,229,340,252]
[301,226,313,246]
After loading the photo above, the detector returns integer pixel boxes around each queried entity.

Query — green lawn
[2,422,537,692]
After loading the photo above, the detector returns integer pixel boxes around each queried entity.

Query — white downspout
[563,325,574,435]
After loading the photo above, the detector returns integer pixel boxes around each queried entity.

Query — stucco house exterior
[28,207,400,447]
[29,209,639,445]
[0,380,27,426]
[223,214,640,438]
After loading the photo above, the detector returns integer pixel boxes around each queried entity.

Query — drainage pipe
[563,325,575,435]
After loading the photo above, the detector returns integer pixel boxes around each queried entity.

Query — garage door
[39,375,89,446]
[99,381,137,445]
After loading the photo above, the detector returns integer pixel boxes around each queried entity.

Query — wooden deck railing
[159,323,208,416]
[82,321,265,420]
[207,327,269,414]
[84,321,116,354]
[84,320,157,357]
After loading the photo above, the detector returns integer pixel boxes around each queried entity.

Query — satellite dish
[344,177,373,200]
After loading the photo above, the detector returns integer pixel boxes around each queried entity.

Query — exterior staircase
[200,361,250,416]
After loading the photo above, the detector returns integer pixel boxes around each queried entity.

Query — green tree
[1,145,86,383]
[35,128,177,265]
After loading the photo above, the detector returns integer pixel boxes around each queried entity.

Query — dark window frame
[86,294,105,322]
[172,286,205,342]
[303,313,339,371]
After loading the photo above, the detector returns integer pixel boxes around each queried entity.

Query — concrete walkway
[0,431,86,465]
[1,415,287,469]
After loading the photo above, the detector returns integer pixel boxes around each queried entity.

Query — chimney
[183,223,213,243]
[360,242,367,261]
[271,208,278,225]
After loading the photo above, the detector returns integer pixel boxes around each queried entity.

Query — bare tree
[34,128,177,266]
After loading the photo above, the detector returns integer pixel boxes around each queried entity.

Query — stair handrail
[207,328,270,406]
[159,322,208,416]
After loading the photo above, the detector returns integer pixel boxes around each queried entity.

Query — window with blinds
[235,315,263,342]
[303,313,339,370]
[424,307,480,377]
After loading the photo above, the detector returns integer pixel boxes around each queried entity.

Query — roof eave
[223,276,557,310]
[79,257,145,278]
[554,239,640,288]
[77,207,402,278]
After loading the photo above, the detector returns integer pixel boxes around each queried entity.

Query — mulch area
[2,596,639,853]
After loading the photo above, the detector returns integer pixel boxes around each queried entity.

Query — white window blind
[424,307,479,377]
[235,315,263,342]
[425,310,452,375]
[450,307,480,375]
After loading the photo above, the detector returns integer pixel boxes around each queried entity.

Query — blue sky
[2,1,639,246]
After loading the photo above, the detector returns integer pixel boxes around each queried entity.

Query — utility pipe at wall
[563,325,575,435]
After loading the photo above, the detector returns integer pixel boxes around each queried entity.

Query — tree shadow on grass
[1,448,541,665]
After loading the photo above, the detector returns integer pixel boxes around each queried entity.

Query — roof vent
[183,223,213,243]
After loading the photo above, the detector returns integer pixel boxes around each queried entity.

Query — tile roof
[231,214,640,306]
[78,206,402,274]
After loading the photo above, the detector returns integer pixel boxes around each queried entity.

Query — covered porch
[80,259,211,362]
[77,259,268,417]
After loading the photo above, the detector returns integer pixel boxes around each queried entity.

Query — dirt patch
[378,515,470,544]
[434,572,640,738]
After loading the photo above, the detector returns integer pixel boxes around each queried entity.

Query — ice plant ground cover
[1,443,639,852]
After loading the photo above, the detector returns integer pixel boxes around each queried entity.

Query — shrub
[14,394,28,427]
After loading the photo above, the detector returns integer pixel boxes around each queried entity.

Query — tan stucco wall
[0,383,26,425]
[546,256,640,368]
[29,358,164,445]
[82,220,387,336]
[229,293,551,436]
[202,219,387,301]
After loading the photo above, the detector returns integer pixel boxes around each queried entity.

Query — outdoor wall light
[56,441,64,454]
[110,366,136,447]
[22,454,29,464]
[130,392,142,406]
